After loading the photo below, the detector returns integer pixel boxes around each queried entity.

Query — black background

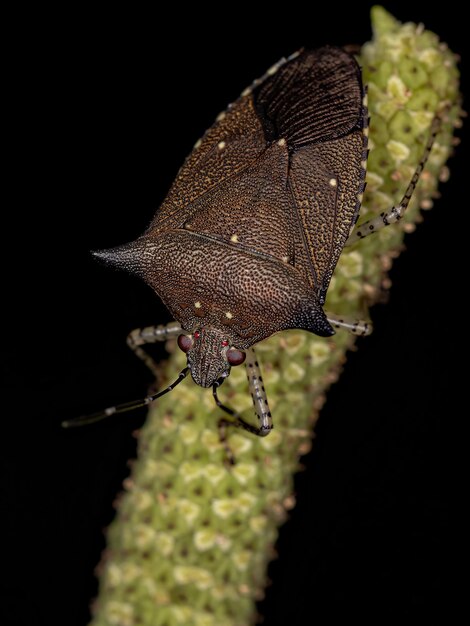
[3,3,465,625]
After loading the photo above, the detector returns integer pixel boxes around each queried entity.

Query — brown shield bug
[63,47,442,436]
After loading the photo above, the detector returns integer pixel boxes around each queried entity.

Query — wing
[147,53,302,236]
[147,86,269,234]
[253,47,368,302]
[253,47,364,146]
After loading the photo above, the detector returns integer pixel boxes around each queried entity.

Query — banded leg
[346,113,443,246]
[213,348,272,438]
[326,313,372,336]
[127,321,182,378]
[246,347,273,436]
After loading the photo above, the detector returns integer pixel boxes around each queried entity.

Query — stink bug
[63,47,442,435]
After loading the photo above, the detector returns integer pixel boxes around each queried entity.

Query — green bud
[399,58,429,89]
[407,86,440,113]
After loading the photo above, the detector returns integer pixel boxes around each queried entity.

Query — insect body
[65,47,442,435]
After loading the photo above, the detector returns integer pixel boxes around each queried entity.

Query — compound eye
[226,348,246,366]
[177,334,193,353]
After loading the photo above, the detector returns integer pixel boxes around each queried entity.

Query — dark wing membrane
[148,96,268,234]
[253,47,363,147]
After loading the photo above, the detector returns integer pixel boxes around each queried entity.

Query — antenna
[62,367,189,428]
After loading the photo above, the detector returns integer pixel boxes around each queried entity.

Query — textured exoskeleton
[64,47,441,436]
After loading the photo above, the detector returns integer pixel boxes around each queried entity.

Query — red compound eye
[221,340,229,347]
[177,334,193,353]
[226,348,246,366]
[194,331,201,339]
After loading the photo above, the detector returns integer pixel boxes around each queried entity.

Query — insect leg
[346,112,444,246]
[245,348,273,435]
[213,349,272,438]
[127,321,182,378]
[325,313,373,336]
